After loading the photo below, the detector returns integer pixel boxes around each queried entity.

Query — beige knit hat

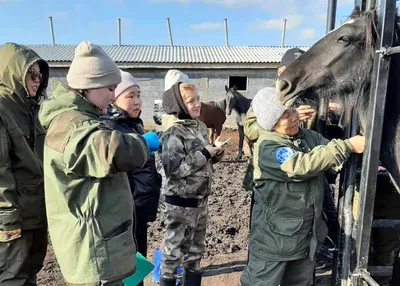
[164,69,190,91]
[252,87,288,131]
[67,41,121,89]
[115,70,139,99]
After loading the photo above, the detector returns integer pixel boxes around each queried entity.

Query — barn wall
[47,67,277,129]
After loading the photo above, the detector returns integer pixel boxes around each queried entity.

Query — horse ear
[350,6,361,19]
[225,85,228,91]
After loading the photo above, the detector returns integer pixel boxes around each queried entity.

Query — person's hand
[348,135,365,154]
[205,145,224,157]
[296,105,316,121]
[378,166,387,172]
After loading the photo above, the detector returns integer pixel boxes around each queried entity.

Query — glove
[142,131,159,156]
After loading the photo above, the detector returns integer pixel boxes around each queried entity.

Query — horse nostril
[276,79,293,99]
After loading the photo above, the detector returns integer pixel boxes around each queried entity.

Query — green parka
[39,82,148,283]
[245,109,353,261]
[0,43,49,241]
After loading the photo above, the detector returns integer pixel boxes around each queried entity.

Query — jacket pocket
[103,223,136,277]
[16,181,45,228]
[184,175,210,197]
[267,215,305,257]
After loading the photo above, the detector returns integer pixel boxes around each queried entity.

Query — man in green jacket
[0,43,49,285]
[39,41,149,285]
[240,87,365,286]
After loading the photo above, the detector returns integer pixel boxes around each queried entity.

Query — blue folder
[122,252,155,286]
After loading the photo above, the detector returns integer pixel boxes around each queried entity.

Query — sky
[0,0,356,47]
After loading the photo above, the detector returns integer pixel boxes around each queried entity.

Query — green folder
[122,252,155,286]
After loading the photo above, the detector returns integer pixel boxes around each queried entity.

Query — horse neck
[232,91,251,114]
[215,98,227,113]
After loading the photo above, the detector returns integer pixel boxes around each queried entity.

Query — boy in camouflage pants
[159,82,223,286]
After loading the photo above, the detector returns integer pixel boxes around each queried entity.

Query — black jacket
[102,106,161,222]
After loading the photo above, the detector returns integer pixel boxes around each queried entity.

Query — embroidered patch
[275,147,294,164]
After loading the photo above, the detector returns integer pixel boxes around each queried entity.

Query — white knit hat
[115,70,139,98]
[252,87,288,131]
[67,41,121,89]
[164,69,189,91]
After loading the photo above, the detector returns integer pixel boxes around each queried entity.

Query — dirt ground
[36,129,331,286]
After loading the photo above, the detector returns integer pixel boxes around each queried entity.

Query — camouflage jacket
[159,115,222,201]
[251,128,353,261]
[39,82,148,283]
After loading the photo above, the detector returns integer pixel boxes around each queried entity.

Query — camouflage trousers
[0,227,48,286]
[160,202,208,279]
[240,251,315,286]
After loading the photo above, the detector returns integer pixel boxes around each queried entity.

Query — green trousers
[240,252,315,286]
[0,228,48,286]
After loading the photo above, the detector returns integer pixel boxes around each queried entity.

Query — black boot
[183,271,202,286]
[160,277,176,286]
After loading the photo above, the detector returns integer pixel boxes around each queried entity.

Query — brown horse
[199,99,227,144]
[153,98,226,144]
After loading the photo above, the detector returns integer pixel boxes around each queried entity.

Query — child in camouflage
[158,82,224,286]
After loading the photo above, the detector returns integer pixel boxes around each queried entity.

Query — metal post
[281,19,287,47]
[166,18,174,46]
[49,16,55,45]
[224,19,229,47]
[326,0,337,33]
[352,0,397,284]
[335,109,359,286]
[117,18,121,46]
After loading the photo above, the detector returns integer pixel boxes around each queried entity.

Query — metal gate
[327,0,400,285]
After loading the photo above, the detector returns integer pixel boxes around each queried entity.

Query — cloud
[45,11,68,19]
[248,14,303,31]
[190,22,224,31]
[299,28,316,40]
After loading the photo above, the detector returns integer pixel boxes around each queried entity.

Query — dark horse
[199,99,227,144]
[276,7,400,192]
[225,85,253,160]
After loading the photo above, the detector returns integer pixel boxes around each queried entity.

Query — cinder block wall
[47,68,277,129]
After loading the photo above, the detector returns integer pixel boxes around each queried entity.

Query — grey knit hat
[252,87,288,131]
[67,41,121,90]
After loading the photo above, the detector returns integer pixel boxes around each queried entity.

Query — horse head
[276,7,385,123]
[225,85,238,116]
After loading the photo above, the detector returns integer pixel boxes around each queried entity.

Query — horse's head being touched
[276,6,400,191]
[276,7,387,124]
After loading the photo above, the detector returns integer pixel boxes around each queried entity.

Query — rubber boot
[183,271,202,286]
[160,277,177,286]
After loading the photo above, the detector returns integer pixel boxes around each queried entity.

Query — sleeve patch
[275,147,294,164]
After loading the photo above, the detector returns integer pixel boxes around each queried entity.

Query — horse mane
[215,98,227,112]
[346,7,400,121]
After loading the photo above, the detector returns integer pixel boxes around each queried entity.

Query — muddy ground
[37,129,331,286]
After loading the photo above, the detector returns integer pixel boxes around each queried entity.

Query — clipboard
[122,252,155,286]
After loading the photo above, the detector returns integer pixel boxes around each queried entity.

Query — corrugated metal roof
[14,45,309,64]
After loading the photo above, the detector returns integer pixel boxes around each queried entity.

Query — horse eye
[337,36,350,45]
